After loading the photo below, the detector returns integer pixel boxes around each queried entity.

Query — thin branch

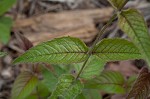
[75,14,117,80]
[75,0,129,80]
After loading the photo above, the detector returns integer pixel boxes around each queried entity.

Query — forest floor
[0,0,150,99]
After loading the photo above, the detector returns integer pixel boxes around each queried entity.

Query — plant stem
[75,54,90,80]
[75,14,117,80]
[118,0,129,11]
[88,14,117,54]
[75,0,129,80]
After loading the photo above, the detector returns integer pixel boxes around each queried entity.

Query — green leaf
[25,82,50,99]
[93,38,141,62]
[25,95,37,99]
[40,66,58,92]
[76,93,86,99]
[36,82,50,98]
[40,65,66,91]
[13,37,88,64]
[74,56,105,79]
[85,71,125,94]
[82,89,102,99]
[0,51,7,57]
[0,16,13,44]
[76,89,102,99]
[118,9,150,66]
[0,0,17,16]
[49,74,84,99]
[107,0,126,10]
[11,71,38,99]
[0,17,12,27]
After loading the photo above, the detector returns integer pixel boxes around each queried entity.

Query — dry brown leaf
[127,67,150,99]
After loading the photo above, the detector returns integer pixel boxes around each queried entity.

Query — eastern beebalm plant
[11,0,150,99]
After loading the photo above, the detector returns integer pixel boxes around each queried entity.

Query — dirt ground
[0,0,150,99]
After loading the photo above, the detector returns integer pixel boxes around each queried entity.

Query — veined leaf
[40,64,67,91]
[0,16,13,44]
[11,71,38,99]
[25,82,50,99]
[85,71,125,94]
[76,93,86,99]
[107,0,126,10]
[127,67,150,99]
[0,51,7,57]
[41,66,58,92]
[0,0,17,16]
[93,38,141,62]
[25,95,37,99]
[76,89,102,99]
[74,56,105,79]
[36,82,50,98]
[118,9,150,66]
[13,37,88,64]
[82,89,102,99]
[49,74,83,99]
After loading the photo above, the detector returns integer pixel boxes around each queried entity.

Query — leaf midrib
[25,51,87,57]
[120,12,146,54]
[17,73,36,98]
[92,51,140,54]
